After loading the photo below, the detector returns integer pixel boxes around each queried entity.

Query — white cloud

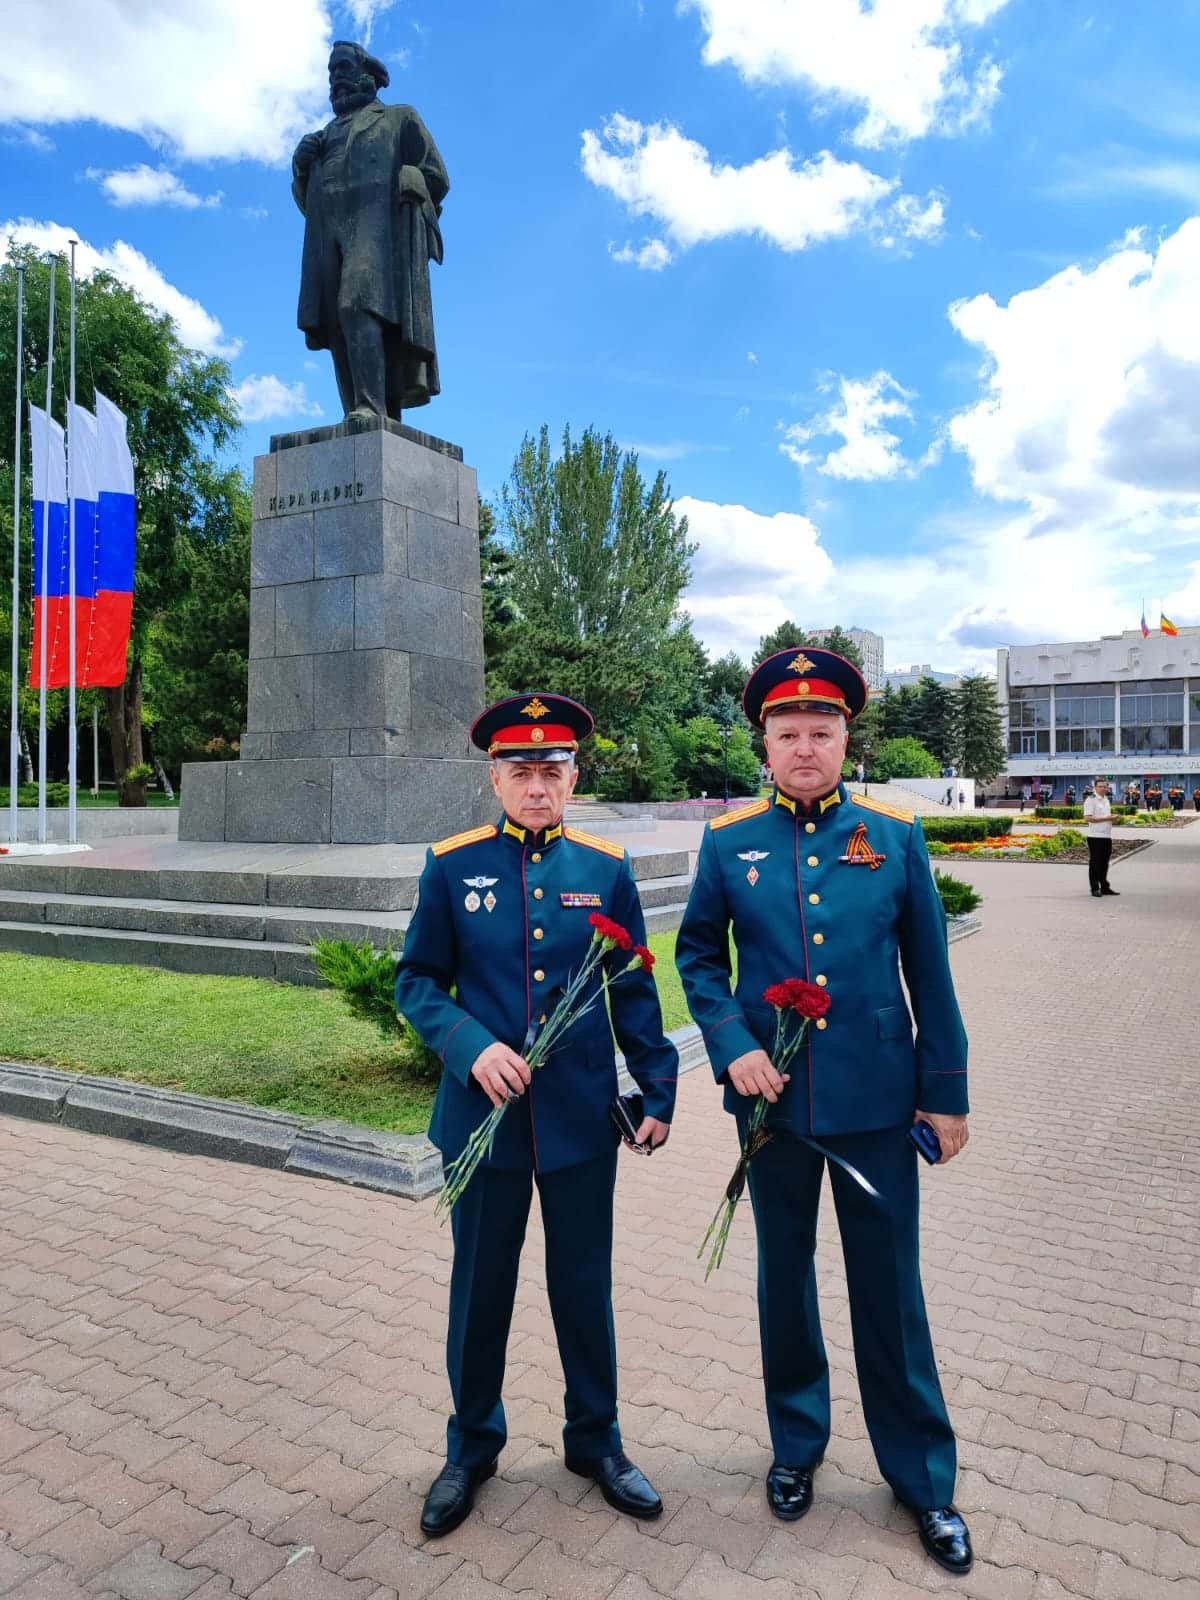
[88,165,222,210]
[230,375,324,423]
[344,0,398,41]
[1,218,240,357]
[0,2,332,164]
[681,0,1009,147]
[781,371,919,480]
[5,127,53,153]
[609,238,673,271]
[582,115,942,259]
[949,216,1200,525]
[747,351,758,364]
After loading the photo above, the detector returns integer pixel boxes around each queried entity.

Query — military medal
[484,891,497,913]
[839,822,886,869]
[561,892,603,907]
[738,849,769,885]
[463,875,498,912]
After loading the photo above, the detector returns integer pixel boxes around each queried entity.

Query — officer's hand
[915,1111,969,1164]
[727,1050,790,1102]
[470,1043,532,1108]
[629,1116,670,1154]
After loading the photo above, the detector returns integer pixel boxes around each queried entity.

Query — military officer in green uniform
[396,693,678,1537]
[676,649,974,1577]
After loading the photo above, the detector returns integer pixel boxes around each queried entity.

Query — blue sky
[5,0,1200,672]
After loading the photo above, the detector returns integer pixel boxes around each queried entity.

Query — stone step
[0,865,697,984]
[0,919,321,985]
[0,889,410,948]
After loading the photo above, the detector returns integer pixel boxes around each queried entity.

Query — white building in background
[884,663,961,691]
[808,627,885,688]
[998,627,1200,802]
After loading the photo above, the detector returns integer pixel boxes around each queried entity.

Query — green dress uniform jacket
[396,818,679,1171]
[676,784,968,1132]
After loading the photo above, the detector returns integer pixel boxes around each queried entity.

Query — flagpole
[67,240,78,845]
[37,256,57,845]
[7,264,24,846]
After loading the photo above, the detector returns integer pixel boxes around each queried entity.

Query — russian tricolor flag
[29,392,135,689]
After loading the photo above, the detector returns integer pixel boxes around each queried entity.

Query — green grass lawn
[2,789,178,808]
[0,928,694,1134]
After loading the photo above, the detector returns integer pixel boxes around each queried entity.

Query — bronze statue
[293,41,449,422]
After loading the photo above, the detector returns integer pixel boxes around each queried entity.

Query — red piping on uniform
[521,847,541,1172]
[793,819,815,1136]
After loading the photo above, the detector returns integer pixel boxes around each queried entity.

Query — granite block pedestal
[179,422,491,845]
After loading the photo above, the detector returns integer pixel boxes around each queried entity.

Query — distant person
[1083,778,1118,899]
[1020,784,1031,813]
[855,761,865,786]
[1193,787,1200,812]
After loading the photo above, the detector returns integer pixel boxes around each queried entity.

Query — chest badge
[561,892,603,907]
[484,891,497,913]
[463,875,498,912]
[738,849,769,886]
[839,822,886,870]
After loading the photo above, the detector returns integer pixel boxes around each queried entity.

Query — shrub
[922,816,1009,843]
[934,870,982,916]
[1034,805,1084,820]
[871,736,940,781]
[311,936,441,1082]
[1057,827,1087,846]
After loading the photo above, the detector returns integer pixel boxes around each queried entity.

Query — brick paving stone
[5,1561,93,1600]
[179,1524,290,1598]
[88,1543,213,1600]
[112,1493,232,1563]
[502,1488,616,1559]
[501,1538,623,1600]
[0,1477,82,1546]
[0,1541,51,1594]
[202,1474,312,1538]
[23,1509,141,1583]
[247,1553,376,1600]
[339,1533,462,1599]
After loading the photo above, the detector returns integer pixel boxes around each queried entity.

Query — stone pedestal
[179,424,491,845]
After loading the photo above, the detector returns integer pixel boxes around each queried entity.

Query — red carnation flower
[763,978,830,1018]
[632,943,655,972]
[589,912,633,951]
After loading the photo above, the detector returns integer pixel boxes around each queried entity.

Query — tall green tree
[478,500,518,699]
[882,683,921,741]
[706,650,748,705]
[955,674,1006,783]
[145,464,250,774]
[754,620,812,663]
[915,675,960,768]
[1,245,240,802]
[494,426,699,737]
[811,626,865,674]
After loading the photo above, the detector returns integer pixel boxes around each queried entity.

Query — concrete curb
[0,1024,710,1202]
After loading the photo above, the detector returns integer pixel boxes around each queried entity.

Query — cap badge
[788,653,816,675]
[531,728,545,742]
[522,697,551,719]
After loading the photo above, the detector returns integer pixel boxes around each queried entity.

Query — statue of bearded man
[292,40,449,422]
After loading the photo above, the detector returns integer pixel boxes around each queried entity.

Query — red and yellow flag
[1160,613,1180,636]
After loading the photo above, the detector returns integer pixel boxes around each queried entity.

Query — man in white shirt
[1082,778,1118,898]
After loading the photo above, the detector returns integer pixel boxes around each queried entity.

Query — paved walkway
[2,827,1198,1599]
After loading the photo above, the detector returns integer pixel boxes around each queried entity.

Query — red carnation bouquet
[699,978,831,1278]
[436,913,655,1215]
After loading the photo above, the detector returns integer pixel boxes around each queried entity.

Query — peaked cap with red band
[743,647,868,730]
[470,693,594,760]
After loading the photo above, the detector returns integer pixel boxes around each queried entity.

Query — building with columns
[998,627,1200,803]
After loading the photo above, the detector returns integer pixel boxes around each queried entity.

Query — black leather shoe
[766,1462,814,1521]
[565,1452,663,1518]
[916,1507,973,1574]
[420,1459,497,1537]
[1101,887,1120,896]
[1091,888,1103,897]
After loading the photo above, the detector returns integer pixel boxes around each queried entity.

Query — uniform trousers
[1087,836,1113,893]
[746,1123,957,1510]
[446,1146,621,1468]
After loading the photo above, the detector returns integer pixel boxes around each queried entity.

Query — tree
[872,736,940,780]
[667,715,760,798]
[915,675,960,769]
[493,427,700,739]
[1,244,240,803]
[882,683,921,741]
[956,674,1006,783]
[754,620,811,664]
[478,500,518,700]
[145,464,250,775]
[847,695,882,772]
[706,650,747,706]
[811,626,865,675]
